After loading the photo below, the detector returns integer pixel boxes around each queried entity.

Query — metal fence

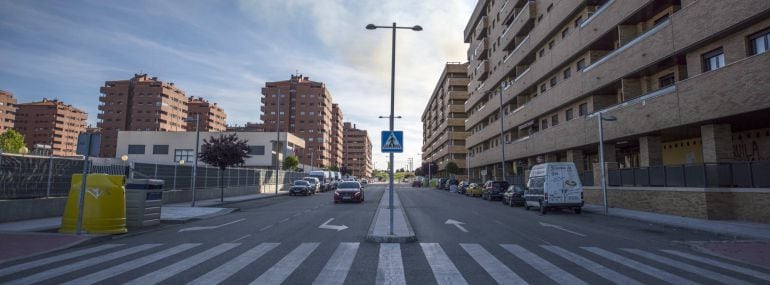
[608,161,770,188]
[131,162,306,191]
[0,154,87,199]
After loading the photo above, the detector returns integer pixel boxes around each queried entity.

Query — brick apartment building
[343,122,372,178]
[14,99,87,156]
[462,0,770,221]
[0,90,17,134]
[421,62,471,179]
[187,96,227,132]
[260,75,337,168]
[329,103,344,168]
[97,74,189,157]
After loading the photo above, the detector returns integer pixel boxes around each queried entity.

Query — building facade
[463,0,770,182]
[98,74,189,157]
[260,75,336,168]
[0,90,17,134]
[187,97,227,132]
[421,62,471,179]
[343,122,373,178]
[15,99,87,156]
[329,103,344,169]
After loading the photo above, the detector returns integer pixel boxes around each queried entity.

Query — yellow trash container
[60,174,127,234]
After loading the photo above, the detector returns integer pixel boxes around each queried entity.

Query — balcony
[474,60,489,81]
[501,0,536,51]
[475,15,488,40]
[447,91,468,100]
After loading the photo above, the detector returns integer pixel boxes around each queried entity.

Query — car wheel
[524,203,530,210]
[574,207,582,214]
[539,201,547,214]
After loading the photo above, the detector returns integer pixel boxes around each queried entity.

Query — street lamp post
[185,114,201,206]
[275,89,281,196]
[367,22,422,236]
[597,112,617,214]
[497,90,507,182]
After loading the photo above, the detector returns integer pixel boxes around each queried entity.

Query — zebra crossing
[2,241,769,285]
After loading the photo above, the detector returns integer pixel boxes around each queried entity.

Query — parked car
[289,180,314,196]
[502,185,526,206]
[303,177,321,193]
[458,181,470,194]
[360,179,368,186]
[482,181,510,201]
[330,179,339,191]
[465,183,483,197]
[411,180,423,187]
[334,181,365,203]
[523,162,584,214]
[437,178,448,190]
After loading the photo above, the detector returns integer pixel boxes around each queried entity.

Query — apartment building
[463,0,770,181]
[15,99,87,156]
[260,75,336,168]
[0,90,17,134]
[187,96,227,132]
[329,103,344,168]
[421,62,471,179]
[97,74,189,158]
[343,122,373,178]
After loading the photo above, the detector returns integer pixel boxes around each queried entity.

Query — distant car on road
[289,180,314,196]
[411,180,422,187]
[482,181,509,201]
[334,181,365,203]
[303,177,321,193]
[465,183,483,197]
[502,185,525,206]
[437,178,448,190]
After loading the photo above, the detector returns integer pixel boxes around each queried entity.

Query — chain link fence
[131,162,306,191]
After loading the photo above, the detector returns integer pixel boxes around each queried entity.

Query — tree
[328,165,339,171]
[282,155,299,171]
[446,161,460,178]
[0,130,25,154]
[198,134,251,202]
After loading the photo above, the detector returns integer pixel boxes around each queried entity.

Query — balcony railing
[608,162,770,188]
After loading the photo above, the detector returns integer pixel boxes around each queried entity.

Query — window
[540,84,547,93]
[152,144,169,155]
[546,3,553,12]
[563,67,571,79]
[749,29,769,55]
[653,14,670,26]
[574,16,583,28]
[562,28,569,38]
[551,115,559,126]
[248,145,265,155]
[550,77,557,87]
[658,73,676,88]
[548,40,555,49]
[174,149,194,162]
[702,48,725,72]
[127,144,145,154]
[538,48,545,57]
[578,103,588,116]
[565,108,574,121]
[541,119,548,130]
[576,58,587,71]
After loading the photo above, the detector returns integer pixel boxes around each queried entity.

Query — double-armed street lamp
[367,22,422,235]
[596,112,617,214]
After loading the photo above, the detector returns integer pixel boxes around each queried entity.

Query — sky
[0,0,473,170]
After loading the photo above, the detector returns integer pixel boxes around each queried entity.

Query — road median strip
[366,186,417,243]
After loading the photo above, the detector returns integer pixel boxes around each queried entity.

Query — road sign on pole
[381,131,403,153]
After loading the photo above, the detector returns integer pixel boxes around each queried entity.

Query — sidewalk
[162,191,288,223]
[366,188,416,243]
[583,204,770,240]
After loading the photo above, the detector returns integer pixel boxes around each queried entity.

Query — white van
[523,162,583,214]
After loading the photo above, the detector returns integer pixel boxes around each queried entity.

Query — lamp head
[179,160,185,165]
[366,24,377,30]
[412,25,423,31]
[121,154,128,161]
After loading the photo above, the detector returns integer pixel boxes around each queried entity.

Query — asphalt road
[2,183,770,285]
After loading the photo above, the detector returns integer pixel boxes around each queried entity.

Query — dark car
[411,180,423,187]
[502,185,525,206]
[482,181,510,201]
[437,178,448,190]
[289,180,314,196]
[458,181,469,194]
[334,181,365,203]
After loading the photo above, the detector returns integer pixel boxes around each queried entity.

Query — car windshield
[303,179,316,184]
[338,182,360,189]
[527,177,545,189]
[294,181,309,185]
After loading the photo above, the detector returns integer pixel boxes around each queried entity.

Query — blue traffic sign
[381,131,403,153]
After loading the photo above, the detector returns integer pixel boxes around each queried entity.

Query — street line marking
[279,218,290,223]
[502,244,586,285]
[62,243,199,285]
[538,222,586,237]
[494,220,504,225]
[0,244,123,277]
[293,213,302,217]
[179,218,245,232]
[420,243,468,285]
[232,234,251,243]
[623,248,751,285]
[313,242,360,285]
[661,249,770,281]
[125,243,240,285]
[582,247,698,285]
[251,242,320,285]
[259,224,273,231]
[319,218,348,231]
[459,243,526,285]
[189,243,279,285]
[445,219,468,233]
[541,245,642,285]
[5,244,160,285]
[376,243,406,285]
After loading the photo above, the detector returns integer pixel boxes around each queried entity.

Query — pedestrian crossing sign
[381,131,403,153]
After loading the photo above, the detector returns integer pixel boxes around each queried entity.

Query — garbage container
[125,179,164,228]
[60,174,127,234]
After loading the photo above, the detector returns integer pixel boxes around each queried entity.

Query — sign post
[75,133,100,235]
[382,130,403,235]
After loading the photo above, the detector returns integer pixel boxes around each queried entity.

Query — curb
[365,188,417,243]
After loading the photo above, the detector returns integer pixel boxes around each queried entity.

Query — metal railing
[131,162,306,191]
[607,162,770,188]
[0,154,86,199]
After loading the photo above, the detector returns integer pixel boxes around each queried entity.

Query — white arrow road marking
[445,219,468,233]
[319,218,349,231]
[539,222,586,237]
[178,218,245,233]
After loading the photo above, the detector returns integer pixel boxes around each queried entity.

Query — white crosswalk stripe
[582,247,699,285]
[188,242,279,285]
[0,244,123,278]
[252,242,320,285]
[661,249,770,282]
[124,243,240,285]
[5,244,161,285]
[460,243,527,285]
[420,243,468,285]
[376,243,406,285]
[61,243,199,285]
[541,245,643,285]
[623,248,753,285]
[313,242,360,285]
[502,244,587,285]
